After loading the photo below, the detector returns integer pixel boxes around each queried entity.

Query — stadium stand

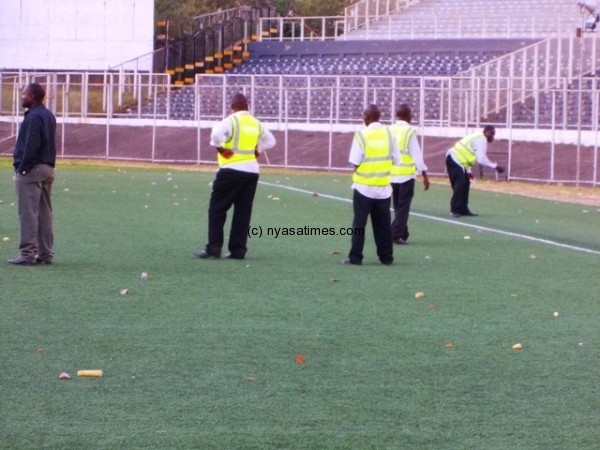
[142,0,596,131]
[4,0,598,183]
[151,38,536,121]
[344,0,581,40]
[229,39,534,76]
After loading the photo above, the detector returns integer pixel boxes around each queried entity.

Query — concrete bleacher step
[344,0,581,40]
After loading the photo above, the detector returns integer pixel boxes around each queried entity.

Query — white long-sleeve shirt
[349,122,401,199]
[389,120,428,184]
[446,134,497,173]
[210,111,276,174]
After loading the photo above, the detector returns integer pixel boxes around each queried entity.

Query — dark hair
[483,125,495,134]
[395,103,411,121]
[27,83,46,102]
[231,93,249,111]
[364,104,380,122]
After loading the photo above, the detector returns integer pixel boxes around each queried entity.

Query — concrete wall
[0,0,154,71]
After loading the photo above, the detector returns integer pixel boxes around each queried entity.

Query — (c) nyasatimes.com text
[247,226,364,239]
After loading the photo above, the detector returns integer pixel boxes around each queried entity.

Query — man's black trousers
[391,178,415,242]
[446,155,471,215]
[348,189,393,265]
[206,168,258,257]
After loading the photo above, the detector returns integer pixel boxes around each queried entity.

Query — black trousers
[446,155,471,215]
[348,189,393,265]
[205,168,258,257]
[391,179,415,242]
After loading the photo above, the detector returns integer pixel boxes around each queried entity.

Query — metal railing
[258,16,345,41]
[257,13,579,41]
[457,32,600,120]
[4,71,600,131]
[0,71,170,118]
[344,0,421,35]
[107,6,274,81]
[1,71,599,185]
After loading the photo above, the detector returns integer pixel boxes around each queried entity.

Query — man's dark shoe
[381,260,394,266]
[8,256,36,266]
[194,250,220,259]
[450,212,461,218]
[341,259,361,265]
[464,211,479,217]
[225,253,245,260]
[35,257,53,265]
[393,239,409,245]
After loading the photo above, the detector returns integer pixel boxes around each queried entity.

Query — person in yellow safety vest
[445,125,505,218]
[388,104,430,245]
[342,104,401,266]
[195,93,276,260]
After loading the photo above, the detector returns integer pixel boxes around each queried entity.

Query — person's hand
[495,165,505,174]
[255,147,260,159]
[467,172,474,181]
[217,147,234,159]
[12,174,16,182]
[422,172,430,191]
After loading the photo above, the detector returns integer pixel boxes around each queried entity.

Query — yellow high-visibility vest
[389,124,416,176]
[218,114,262,167]
[450,132,484,168]
[352,127,393,186]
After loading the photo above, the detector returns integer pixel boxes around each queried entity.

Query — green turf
[1,162,599,449]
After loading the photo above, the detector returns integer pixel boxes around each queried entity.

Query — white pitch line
[259,181,600,256]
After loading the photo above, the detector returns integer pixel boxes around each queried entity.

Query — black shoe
[464,211,479,217]
[225,253,245,260]
[8,256,36,266]
[341,259,361,265]
[194,250,220,259]
[381,260,394,266]
[393,239,409,245]
[35,257,53,265]
[450,212,461,218]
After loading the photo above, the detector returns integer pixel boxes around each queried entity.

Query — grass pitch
[1,161,599,449]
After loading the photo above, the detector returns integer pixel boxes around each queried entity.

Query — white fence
[457,33,600,121]
[257,1,580,41]
[1,71,599,185]
[257,14,578,41]
[344,0,421,36]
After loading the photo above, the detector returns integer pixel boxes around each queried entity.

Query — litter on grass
[77,370,103,377]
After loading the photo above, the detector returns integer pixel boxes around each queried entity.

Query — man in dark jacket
[9,83,56,265]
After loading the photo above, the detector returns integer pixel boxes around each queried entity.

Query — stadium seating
[145,0,596,128]
[228,39,532,77]
[484,77,599,129]
[345,0,581,40]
